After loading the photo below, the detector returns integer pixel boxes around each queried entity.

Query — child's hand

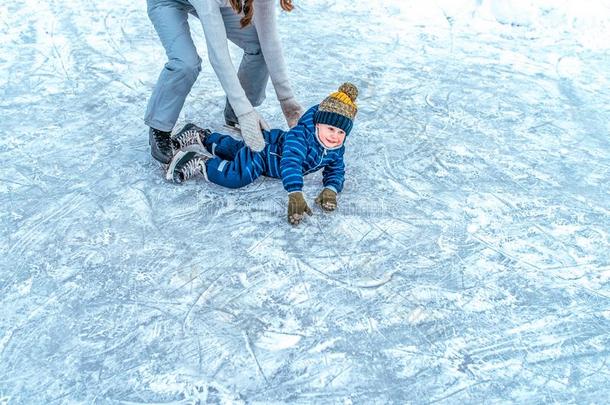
[288,192,312,225]
[315,188,337,211]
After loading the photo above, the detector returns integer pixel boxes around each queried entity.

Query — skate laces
[179,156,206,181]
[174,129,202,149]
[174,128,209,149]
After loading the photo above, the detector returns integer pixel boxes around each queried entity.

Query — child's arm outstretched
[280,128,312,225]
[316,151,345,211]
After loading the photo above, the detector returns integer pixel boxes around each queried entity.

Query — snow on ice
[1,0,609,403]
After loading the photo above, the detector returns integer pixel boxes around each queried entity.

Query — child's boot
[171,123,211,150]
[166,150,210,183]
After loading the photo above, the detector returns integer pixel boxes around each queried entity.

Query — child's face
[316,124,346,148]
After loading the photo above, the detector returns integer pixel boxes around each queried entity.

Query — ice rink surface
[1,0,609,403]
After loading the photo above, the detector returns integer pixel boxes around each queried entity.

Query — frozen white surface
[1,0,610,403]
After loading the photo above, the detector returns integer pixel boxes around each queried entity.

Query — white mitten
[237,109,269,152]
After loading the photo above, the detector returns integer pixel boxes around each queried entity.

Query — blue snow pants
[203,132,277,189]
[144,0,270,132]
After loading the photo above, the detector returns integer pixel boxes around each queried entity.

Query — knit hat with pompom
[314,82,358,135]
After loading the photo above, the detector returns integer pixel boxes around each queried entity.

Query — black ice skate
[171,123,211,150]
[149,127,172,164]
[166,150,210,183]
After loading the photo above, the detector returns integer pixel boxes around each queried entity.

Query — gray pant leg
[220,7,270,125]
[144,1,202,132]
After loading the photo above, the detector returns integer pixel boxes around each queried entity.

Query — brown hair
[228,0,254,28]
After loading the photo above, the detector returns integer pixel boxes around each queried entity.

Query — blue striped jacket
[262,105,346,193]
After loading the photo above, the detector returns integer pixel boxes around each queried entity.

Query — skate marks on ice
[2,0,610,402]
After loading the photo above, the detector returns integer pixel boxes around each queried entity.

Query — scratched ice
[1,0,609,403]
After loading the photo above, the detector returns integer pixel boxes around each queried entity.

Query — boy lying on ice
[166,83,358,225]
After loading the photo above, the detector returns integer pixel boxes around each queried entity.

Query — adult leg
[145,0,202,132]
[220,7,270,126]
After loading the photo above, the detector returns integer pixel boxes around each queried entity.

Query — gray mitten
[280,97,305,128]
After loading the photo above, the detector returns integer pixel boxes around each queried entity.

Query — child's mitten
[288,192,312,225]
[315,188,337,211]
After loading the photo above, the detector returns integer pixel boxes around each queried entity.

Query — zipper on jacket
[305,147,328,175]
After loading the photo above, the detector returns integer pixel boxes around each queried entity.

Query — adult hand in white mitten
[237,109,269,152]
[280,97,305,128]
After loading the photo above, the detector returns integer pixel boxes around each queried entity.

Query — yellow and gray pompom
[338,82,358,104]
